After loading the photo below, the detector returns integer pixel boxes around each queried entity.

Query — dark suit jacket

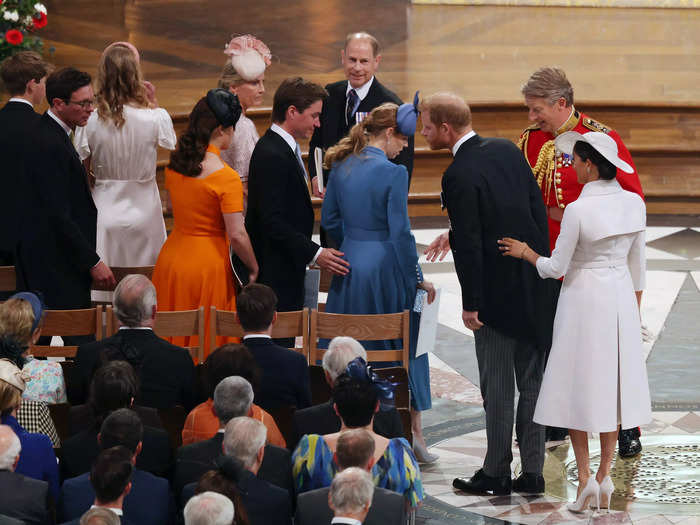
[0,470,51,525]
[0,101,41,264]
[72,329,195,409]
[59,469,173,525]
[292,400,403,449]
[243,336,311,411]
[296,485,405,525]
[60,425,172,480]
[309,78,414,188]
[442,134,555,347]
[245,129,318,312]
[17,112,99,309]
[174,433,293,501]
[67,404,162,437]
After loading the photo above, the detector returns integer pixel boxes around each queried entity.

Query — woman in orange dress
[153,89,258,358]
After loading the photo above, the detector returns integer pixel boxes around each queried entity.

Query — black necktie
[346,89,359,126]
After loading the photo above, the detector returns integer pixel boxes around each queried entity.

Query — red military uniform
[518,109,644,251]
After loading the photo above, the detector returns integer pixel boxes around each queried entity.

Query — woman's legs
[596,429,619,481]
[569,429,591,496]
[411,408,438,462]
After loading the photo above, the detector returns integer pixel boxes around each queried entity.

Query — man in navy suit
[59,409,174,524]
[237,283,311,410]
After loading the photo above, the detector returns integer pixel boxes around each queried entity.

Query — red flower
[33,12,47,29]
[5,30,24,45]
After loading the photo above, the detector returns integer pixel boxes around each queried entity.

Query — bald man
[421,93,556,496]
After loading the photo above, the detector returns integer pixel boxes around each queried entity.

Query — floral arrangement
[0,1,48,61]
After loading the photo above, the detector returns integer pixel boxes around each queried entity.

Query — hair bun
[206,88,242,129]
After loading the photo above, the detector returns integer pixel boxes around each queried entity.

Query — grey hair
[330,467,374,515]
[184,491,235,525]
[213,376,254,425]
[223,416,267,469]
[323,336,367,382]
[113,274,157,327]
[0,425,20,470]
[79,507,121,525]
[521,66,574,107]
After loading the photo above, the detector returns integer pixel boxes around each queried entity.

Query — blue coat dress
[321,146,431,410]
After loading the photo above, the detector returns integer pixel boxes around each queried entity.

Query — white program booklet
[314,147,324,193]
[415,287,441,357]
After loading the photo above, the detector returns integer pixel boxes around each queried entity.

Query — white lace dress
[220,113,259,184]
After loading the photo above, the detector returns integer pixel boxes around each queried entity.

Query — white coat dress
[533,178,652,432]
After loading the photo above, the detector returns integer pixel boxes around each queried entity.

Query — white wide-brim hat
[555,131,634,174]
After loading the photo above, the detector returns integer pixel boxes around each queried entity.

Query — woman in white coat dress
[499,131,651,513]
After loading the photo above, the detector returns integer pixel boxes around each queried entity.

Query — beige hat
[0,359,28,392]
[555,131,634,174]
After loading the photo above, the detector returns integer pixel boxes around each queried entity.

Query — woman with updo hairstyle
[152,90,259,358]
[218,35,271,211]
[321,96,438,463]
[75,42,176,302]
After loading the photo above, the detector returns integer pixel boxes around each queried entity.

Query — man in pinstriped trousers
[421,93,557,496]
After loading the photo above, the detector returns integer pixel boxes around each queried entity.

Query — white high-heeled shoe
[599,476,614,511]
[567,477,600,513]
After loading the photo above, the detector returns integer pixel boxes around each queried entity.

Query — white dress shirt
[9,97,33,108]
[451,130,476,157]
[345,76,374,101]
[47,109,72,136]
[331,518,362,525]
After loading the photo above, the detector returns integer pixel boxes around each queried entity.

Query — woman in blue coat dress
[321,98,438,463]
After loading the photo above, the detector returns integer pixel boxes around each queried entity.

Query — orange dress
[152,145,243,359]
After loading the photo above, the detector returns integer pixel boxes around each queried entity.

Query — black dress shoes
[512,472,545,494]
[453,469,512,495]
[618,427,642,458]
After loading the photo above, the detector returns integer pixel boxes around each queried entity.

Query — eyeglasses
[65,98,95,109]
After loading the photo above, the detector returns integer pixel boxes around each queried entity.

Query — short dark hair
[332,375,378,428]
[46,67,91,107]
[90,446,133,504]
[573,140,617,180]
[0,51,51,96]
[205,344,261,398]
[271,77,327,124]
[99,408,143,453]
[236,283,276,332]
[89,361,139,426]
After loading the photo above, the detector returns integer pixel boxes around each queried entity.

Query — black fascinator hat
[206,88,242,129]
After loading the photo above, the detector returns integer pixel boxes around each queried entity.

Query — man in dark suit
[293,336,402,448]
[296,429,405,525]
[16,67,115,320]
[421,93,555,496]
[175,377,292,499]
[73,274,195,408]
[328,468,375,525]
[59,410,173,525]
[0,52,51,272]
[245,77,349,322]
[0,425,52,525]
[237,283,311,410]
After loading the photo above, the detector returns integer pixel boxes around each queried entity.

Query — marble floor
[401,218,700,524]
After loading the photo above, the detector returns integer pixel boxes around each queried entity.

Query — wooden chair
[91,265,155,292]
[309,310,411,370]
[309,365,331,405]
[48,403,71,446]
[375,367,412,445]
[317,268,333,312]
[0,266,16,292]
[210,307,310,359]
[106,306,206,363]
[32,306,103,358]
[158,405,187,451]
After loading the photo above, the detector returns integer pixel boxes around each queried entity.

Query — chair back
[309,310,410,369]
[48,403,71,446]
[309,365,332,405]
[32,306,103,358]
[91,266,155,291]
[0,266,16,292]
[210,307,310,359]
[317,268,333,312]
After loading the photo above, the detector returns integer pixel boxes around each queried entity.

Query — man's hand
[424,231,450,262]
[462,310,483,332]
[316,248,350,276]
[311,176,325,198]
[90,261,116,289]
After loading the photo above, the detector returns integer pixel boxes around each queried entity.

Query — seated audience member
[237,284,311,411]
[61,361,172,479]
[60,409,173,525]
[75,507,121,525]
[192,458,249,525]
[182,344,284,447]
[184,491,234,525]
[0,358,59,502]
[187,418,291,525]
[0,425,52,525]
[329,468,375,525]
[74,275,195,409]
[293,336,403,446]
[296,429,405,525]
[61,446,135,525]
[293,368,423,506]
[176,376,291,499]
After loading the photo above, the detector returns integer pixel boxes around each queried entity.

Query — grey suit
[296,486,405,525]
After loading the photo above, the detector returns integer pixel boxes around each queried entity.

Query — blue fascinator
[396,91,419,136]
[344,357,397,411]
[9,292,45,333]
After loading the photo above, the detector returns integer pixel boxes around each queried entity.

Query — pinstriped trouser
[474,324,545,477]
